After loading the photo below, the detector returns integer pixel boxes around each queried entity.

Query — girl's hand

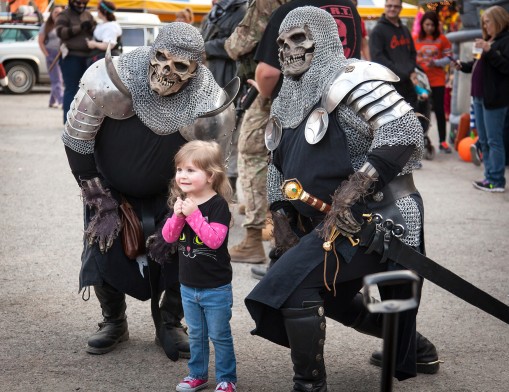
[181,197,198,217]
[174,197,185,218]
[451,59,462,70]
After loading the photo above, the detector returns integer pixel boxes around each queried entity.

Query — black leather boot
[154,285,190,361]
[369,333,441,374]
[86,284,129,354]
[282,304,327,392]
[344,293,441,374]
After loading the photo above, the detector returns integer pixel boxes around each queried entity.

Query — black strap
[141,200,162,328]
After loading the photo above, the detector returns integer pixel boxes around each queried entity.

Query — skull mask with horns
[277,25,315,78]
[148,23,204,96]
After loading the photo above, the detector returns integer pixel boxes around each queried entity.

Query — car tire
[4,61,36,94]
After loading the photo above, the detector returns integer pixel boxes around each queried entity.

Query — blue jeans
[181,283,237,383]
[59,55,90,124]
[473,96,507,188]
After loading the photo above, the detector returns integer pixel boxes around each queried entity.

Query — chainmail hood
[117,23,224,135]
[271,6,351,128]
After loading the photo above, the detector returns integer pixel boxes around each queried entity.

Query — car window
[0,27,38,42]
[121,27,145,47]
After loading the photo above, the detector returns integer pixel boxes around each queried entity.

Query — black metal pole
[381,313,399,392]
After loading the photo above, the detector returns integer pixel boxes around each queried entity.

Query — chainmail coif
[271,6,349,129]
[117,23,224,135]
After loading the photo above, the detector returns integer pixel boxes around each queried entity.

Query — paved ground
[0,89,508,392]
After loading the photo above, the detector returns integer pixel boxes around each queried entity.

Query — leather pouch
[119,197,145,259]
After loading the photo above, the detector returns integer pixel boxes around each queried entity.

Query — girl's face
[422,19,436,36]
[175,160,213,197]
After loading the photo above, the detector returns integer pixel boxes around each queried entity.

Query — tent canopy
[51,0,417,22]
[357,0,418,18]
[54,0,213,22]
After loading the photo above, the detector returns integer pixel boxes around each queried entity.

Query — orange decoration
[458,136,478,162]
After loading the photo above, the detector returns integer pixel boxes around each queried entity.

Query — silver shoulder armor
[321,61,413,129]
[179,103,236,158]
[64,57,134,141]
[321,61,399,113]
[304,62,412,144]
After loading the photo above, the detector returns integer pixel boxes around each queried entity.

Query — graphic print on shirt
[321,5,359,58]
[178,216,218,262]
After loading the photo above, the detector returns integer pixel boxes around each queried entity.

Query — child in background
[412,72,430,100]
[162,140,237,392]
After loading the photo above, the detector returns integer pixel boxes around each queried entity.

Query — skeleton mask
[149,49,198,96]
[277,25,315,77]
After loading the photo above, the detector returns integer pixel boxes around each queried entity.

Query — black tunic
[73,115,187,300]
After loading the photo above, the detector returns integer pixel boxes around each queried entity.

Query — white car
[0,12,162,94]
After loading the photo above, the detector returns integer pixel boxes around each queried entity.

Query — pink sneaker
[176,376,208,392]
[215,381,237,392]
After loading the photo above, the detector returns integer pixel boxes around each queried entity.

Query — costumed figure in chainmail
[245,7,439,391]
[62,23,238,360]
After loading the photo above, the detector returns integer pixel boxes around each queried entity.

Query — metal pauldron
[303,61,412,146]
[64,58,134,141]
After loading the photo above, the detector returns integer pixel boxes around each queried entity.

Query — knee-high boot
[282,304,327,392]
[86,283,129,354]
[154,284,190,361]
[344,293,440,374]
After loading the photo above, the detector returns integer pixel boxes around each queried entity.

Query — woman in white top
[86,1,122,64]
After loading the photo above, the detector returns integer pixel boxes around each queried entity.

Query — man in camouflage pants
[225,0,290,267]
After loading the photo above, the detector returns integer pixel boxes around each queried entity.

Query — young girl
[162,140,237,392]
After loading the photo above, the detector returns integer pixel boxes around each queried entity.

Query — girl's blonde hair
[481,5,509,40]
[168,140,233,208]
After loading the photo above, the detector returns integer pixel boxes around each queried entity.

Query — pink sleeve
[185,209,229,250]
[161,214,186,243]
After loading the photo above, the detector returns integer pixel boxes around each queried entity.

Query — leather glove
[81,177,121,253]
[80,20,94,32]
[146,214,178,264]
[321,171,376,239]
[271,209,300,254]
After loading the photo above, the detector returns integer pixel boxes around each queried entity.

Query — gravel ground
[0,89,508,392]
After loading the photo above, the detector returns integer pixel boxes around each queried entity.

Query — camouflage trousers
[238,95,271,229]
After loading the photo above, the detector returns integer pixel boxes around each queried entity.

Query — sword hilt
[281,179,331,213]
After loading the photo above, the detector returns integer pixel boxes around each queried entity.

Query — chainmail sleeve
[61,132,95,154]
[267,161,286,207]
[336,106,424,248]
[370,111,424,174]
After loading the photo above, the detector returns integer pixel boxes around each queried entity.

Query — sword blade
[387,239,509,325]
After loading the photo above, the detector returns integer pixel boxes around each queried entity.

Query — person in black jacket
[453,5,509,193]
[200,0,248,88]
[369,0,417,109]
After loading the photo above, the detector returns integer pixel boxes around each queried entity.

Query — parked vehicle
[0,12,162,94]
